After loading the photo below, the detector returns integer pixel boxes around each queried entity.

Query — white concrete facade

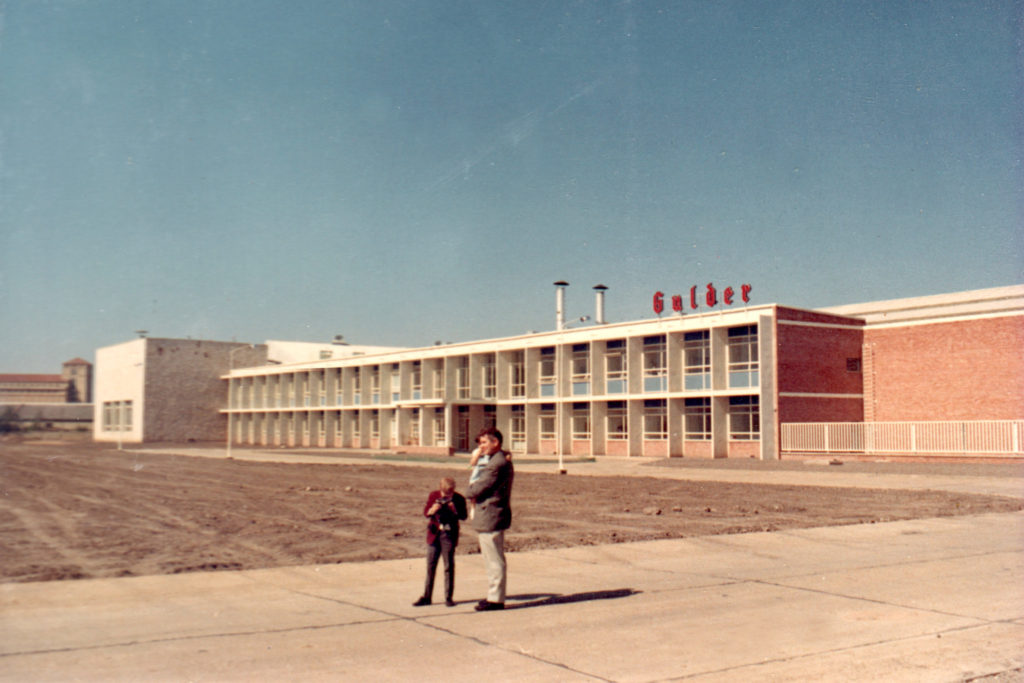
[224,305,781,459]
[94,339,269,444]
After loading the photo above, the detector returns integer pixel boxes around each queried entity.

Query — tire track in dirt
[0,501,101,579]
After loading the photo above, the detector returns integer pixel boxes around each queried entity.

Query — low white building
[93,338,401,444]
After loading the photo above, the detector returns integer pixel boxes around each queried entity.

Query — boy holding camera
[413,476,467,607]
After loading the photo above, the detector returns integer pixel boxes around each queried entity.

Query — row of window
[542,397,759,442]
[231,397,760,444]
[100,400,133,431]
[231,327,760,408]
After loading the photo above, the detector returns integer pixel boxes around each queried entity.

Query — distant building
[93,338,401,444]
[0,358,92,404]
[0,358,94,430]
[62,357,92,403]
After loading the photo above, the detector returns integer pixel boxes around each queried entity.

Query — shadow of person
[504,588,639,610]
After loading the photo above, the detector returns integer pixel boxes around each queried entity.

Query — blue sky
[1,1,1021,372]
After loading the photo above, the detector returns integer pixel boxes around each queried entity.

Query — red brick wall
[643,440,668,457]
[865,316,1024,421]
[728,441,760,458]
[682,440,713,458]
[779,396,863,422]
[776,320,864,396]
[606,440,629,456]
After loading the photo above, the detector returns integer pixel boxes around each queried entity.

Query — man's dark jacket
[465,450,514,532]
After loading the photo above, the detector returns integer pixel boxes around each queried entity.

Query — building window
[335,370,343,406]
[335,414,343,442]
[353,370,362,405]
[539,403,556,440]
[408,408,420,445]
[370,410,380,439]
[412,362,422,400]
[370,366,380,404]
[605,340,626,394]
[727,325,759,388]
[432,366,445,399]
[481,354,496,399]
[571,344,590,395]
[303,374,312,407]
[643,399,666,440]
[319,371,327,406]
[684,331,711,390]
[390,364,400,403]
[643,335,667,392]
[606,401,627,440]
[351,414,361,440]
[571,402,590,440]
[729,396,760,440]
[539,347,556,397]
[433,407,446,446]
[510,352,525,398]
[102,401,132,432]
[684,397,711,441]
[455,358,470,399]
[510,405,526,452]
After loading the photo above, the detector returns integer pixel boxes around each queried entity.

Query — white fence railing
[781,421,1024,457]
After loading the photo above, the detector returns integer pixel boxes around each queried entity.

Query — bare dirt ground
[1,438,1022,583]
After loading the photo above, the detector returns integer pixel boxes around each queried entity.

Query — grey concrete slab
[2,618,594,683]
[0,570,389,656]
[693,623,1024,683]
[776,551,1024,622]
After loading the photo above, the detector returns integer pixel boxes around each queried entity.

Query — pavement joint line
[699,546,1023,585]
[964,668,1024,683]
[281,588,615,682]
[0,618,402,659]
[747,576,1007,624]
[656,621,1024,682]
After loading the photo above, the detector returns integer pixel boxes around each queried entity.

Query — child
[413,477,467,607]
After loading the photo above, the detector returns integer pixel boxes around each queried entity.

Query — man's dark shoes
[445,598,456,607]
[412,597,431,607]
[474,600,504,611]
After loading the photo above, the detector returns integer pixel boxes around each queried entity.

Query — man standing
[465,426,514,611]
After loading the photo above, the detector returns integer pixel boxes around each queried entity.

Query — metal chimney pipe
[554,281,569,330]
[593,284,608,324]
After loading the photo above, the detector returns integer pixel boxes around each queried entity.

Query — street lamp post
[227,345,254,458]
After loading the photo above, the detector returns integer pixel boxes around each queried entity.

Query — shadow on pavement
[503,588,640,609]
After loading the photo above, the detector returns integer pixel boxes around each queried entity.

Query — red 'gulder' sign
[653,284,752,315]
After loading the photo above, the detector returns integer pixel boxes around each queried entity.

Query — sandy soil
[1,439,1021,583]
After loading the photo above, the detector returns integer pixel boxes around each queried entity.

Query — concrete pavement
[2,508,1023,681]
